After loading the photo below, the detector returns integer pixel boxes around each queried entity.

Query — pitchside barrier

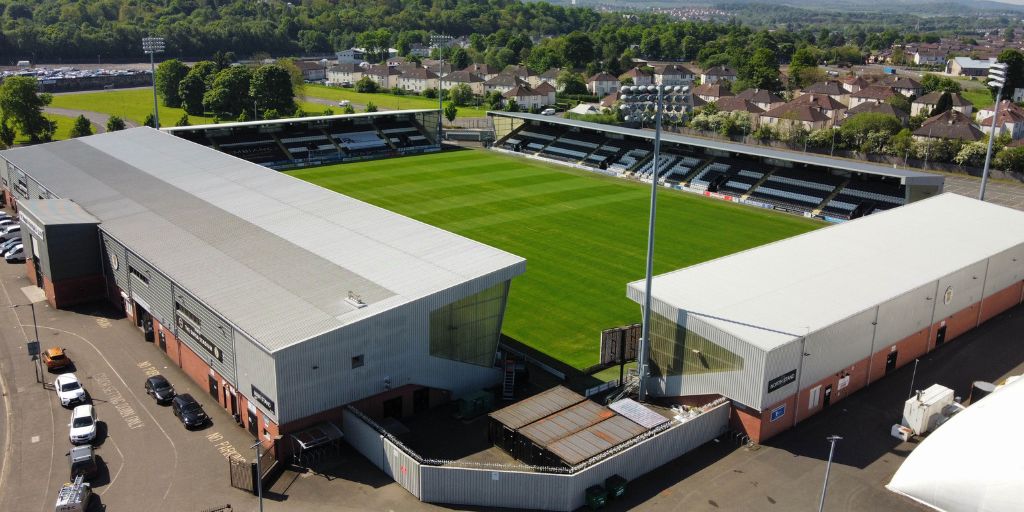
[342,401,730,511]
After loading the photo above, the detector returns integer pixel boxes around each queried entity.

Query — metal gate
[228,456,254,493]
[383,438,421,498]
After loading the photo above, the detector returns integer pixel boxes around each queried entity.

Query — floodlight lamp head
[988,80,1005,88]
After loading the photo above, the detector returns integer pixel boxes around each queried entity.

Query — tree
[994,49,1024,100]
[342,105,356,115]
[322,108,334,116]
[69,115,93,138]
[0,120,15,148]
[955,141,991,167]
[203,66,253,118]
[886,94,911,114]
[155,59,189,108]
[444,102,457,123]
[0,76,55,143]
[504,99,520,112]
[840,112,902,149]
[251,65,297,117]
[921,74,962,94]
[787,47,820,89]
[355,76,379,93]
[179,61,219,116]
[175,114,190,127]
[449,83,474,107]
[1005,27,1016,43]
[557,71,588,96]
[365,102,378,113]
[931,92,952,116]
[737,48,782,92]
[357,28,393,62]
[995,145,1024,172]
[236,110,250,122]
[143,113,156,128]
[106,115,126,132]
[450,48,470,70]
[563,32,595,68]
[262,109,280,120]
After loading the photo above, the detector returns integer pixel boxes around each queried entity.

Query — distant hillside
[589,0,1024,13]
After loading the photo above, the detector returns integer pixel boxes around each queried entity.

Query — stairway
[813,177,850,215]
[741,168,778,200]
[501,358,516,401]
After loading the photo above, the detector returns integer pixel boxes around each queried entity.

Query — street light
[818,434,843,512]
[251,440,264,512]
[980,61,1008,201]
[142,36,166,129]
[618,84,691,402]
[437,58,445,143]
[10,303,42,384]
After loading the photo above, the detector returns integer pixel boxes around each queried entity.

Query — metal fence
[341,401,730,511]
[228,456,254,493]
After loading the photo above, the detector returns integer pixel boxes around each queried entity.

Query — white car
[4,244,23,263]
[55,373,87,407]
[541,108,557,116]
[338,99,351,107]
[68,404,97,445]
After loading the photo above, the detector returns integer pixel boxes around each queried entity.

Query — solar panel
[608,398,669,429]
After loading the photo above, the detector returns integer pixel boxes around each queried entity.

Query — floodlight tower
[142,36,166,129]
[980,61,1008,201]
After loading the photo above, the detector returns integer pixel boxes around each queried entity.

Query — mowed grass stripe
[288,150,820,368]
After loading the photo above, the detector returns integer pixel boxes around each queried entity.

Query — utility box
[54,475,91,512]
[902,384,954,435]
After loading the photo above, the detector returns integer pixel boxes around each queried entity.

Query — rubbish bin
[604,474,627,499]
[586,485,607,510]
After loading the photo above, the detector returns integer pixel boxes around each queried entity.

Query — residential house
[848,85,896,108]
[653,64,695,86]
[396,67,439,93]
[531,68,563,88]
[502,65,531,79]
[700,65,737,84]
[485,73,529,94]
[735,88,785,112]
[912,109,984,141]
[911,92,973,117]
[465,63,499,81]
[913,49,946,66]
[423,60,455,77]
[790,93,847,122]
[326,63,362,87]
[760,103,831,132]
[336,48,366,64]
[977,100,1024,140]
[533,81,557,105]
[364,64,400,89]
[946,57,996,77]
[587,72,620,97]
[502,85,545,111]
[441,70,486,96]
[409,43,430,58]
[694,83,733,103]
[886,76,924,98]
[599,91,620,109]
[841,75,869,93]
[295,60,327,82]
[802,81,848,105]
[620,67,654,86]
[714,96,765,116]
[842,102,908,125]
[386,56,407,67]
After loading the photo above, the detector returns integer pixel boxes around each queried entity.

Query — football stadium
[4,109,1022,511]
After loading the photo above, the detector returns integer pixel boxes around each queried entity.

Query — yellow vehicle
[42,347,72,371]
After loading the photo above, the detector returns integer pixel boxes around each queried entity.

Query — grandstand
[165,109,440,170]
[489,112,943,222]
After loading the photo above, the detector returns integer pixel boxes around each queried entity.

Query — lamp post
[251,440,264,512]
[980,62,1008,201]
[142,36,165,129]
[10,303,42,384]
[818,435,843,512]
[618,84,691,402]
[437,58,445,143]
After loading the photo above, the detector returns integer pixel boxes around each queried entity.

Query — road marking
[96,438,125,497]
[136,360,160,378]
[95,318,111,329]
[30,436,39,443]
[204,432,246,462]
[93,373,144,430]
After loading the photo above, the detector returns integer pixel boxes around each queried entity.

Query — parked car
[171,394,209,429]
[4,244,23,263]
[1,225,21,241]
[42,347,72,371]
[0,212,13,221]
[541,108,557,116]
[144,375,175,404]
[68,404,97,445]
[0,237,21,254]
[55,373,87,407]
[68,445,97,479]
[338,99,351,107]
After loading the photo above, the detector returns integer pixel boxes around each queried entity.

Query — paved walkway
[44,106,140,134]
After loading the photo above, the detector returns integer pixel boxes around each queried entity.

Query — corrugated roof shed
[627,193,1024,351]
[518,400,615,447]
[546,415,648,466]
[0,128,525,351]
[488,386,585,430]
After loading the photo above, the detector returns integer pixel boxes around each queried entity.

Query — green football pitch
[288,150,821,369]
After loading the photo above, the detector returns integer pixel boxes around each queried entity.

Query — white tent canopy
[887,376,1024,512]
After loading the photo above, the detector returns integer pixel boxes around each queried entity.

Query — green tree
[788,47,820,89]
[920,74,962,94]
[0,120,15,148]
[155,59,190,108]
[342,105,356,114]
[931,92,952,116]
[504,99,520,112]
[557,71,588,96]
[995,145,1024,172]
[444,102,457,123]
[179,61,219,116]
[355,76,379,93]
[69,115,93,138]
[143,113,156,128]
[106,115,126,132]
[995,49,1024,100]
[174,114,190,127]
[203,66,253,118]
[262,109,280,120]
[840,112,902,149]
[365,102,378,113]
[955,140,991,167]
[236,110,250,122]
[251,65,297,117]
[886,94,911,114]
[563,32,595,68]
[449,83,474,107]
[450,48,470,70]
[737,48,782,92]
[0,76,55,143]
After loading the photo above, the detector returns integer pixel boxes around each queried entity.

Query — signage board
[770,404,786,422]
[175,316,223,362]
[599,323,641,365]
[251,385,275,413]
[26,340,40,357]
[767,369,797,393]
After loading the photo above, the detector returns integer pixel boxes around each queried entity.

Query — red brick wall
[793,356,869,424]
[932,301,980,347]
[867,327,930,384]
[26,257,38,286]
[978,281,1024,325]
[179,339,213,395]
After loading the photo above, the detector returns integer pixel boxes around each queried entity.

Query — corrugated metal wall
[341,408,384,470]
[418,403,730,511]
[983,244,1024,296]
[874,281,938,350]
[233,330,277,422]
[383,438,422,499]
[932,260,988,320]
[801,308,877,386]
[762,339,804,408]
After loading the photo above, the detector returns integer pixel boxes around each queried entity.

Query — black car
[144,375,175,404]
[171,394,209,429]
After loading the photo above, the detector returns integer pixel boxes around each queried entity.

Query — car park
[42,347,72,371]
[55,373,87,407]
[68,445,97,479]
[0,219,16,230]
[1,224,21,241]
[0,236,21,254]
[171,394,209,429]
[5,244,24,263]
[68,404,97,445]
[144,375,175,404]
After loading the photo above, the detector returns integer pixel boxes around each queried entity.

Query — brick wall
[979,281,1024,325]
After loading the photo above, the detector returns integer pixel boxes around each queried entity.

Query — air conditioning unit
[902,384,954,435]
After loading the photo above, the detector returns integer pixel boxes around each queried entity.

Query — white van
[541,108,557,116]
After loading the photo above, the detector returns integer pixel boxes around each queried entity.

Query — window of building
[648,312,743,377]
[128,265,149,286]
[429,282,508,367]
[351,355,364,369]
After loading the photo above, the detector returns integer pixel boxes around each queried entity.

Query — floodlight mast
[142,36,166,129]
[980,62,1007,201]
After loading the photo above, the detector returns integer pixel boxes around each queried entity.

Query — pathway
[44,106,139,134]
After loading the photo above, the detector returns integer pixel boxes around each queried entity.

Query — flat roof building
[627,193,1024,442]
[1,127,525,450]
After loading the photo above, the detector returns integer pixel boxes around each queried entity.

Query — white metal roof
[886,376,1024,512]
[162,109,437,132]
[0,128,524,351]
[627,193,1024,351]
